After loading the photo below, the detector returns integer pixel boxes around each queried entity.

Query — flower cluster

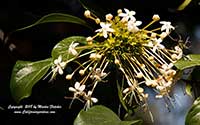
[53,8,183,110]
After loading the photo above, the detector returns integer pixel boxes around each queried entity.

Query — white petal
[157,38,163,43]
[129,11,136,16]
[103,31,108,38]
[118,13,127,17]
[107,28,115,33]
[60,62,66,67]
[91,97,98,103]
[79,85,86,92]
[58,68,63,75]
[161,26,166,31]
[58,56,62,63]
[54,59,59,65]
[100,22,106,28]
[123,88,129,94]
[71,49,78,55]
[75,82,80,89]
[158,44,165,49]
[160,21,166,25]
[130,17,136,22]
[73,42,79,48]
[69,87,76,92]
[95,29,102,33]
[87,91,93,96]
[135,21,142,26]
[124,8,129,13]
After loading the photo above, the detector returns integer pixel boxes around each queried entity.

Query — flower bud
[79,69,85,76]
[84,10,91,18]
[137,87,144,93]
[140,64,145,69]
[151,32,157,38]
[123,88,130,94]
[144,93,149,98]
[148,56,154,61]
[95,18,100,24]
[136,72,143,78]
[171,54,178,60]
[89,53,97,59]
[114,59,120,64]
[86,37,93,45]
[66,74,72,80]
[117,9,122,14]
[96,54,102,59]
[86,36,93,42]
[152,14,160,21]
[106,13,113,21]
[160,32,167,39]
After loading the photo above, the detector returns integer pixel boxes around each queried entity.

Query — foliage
[174,54,200,70]
[185,97,200,125]
[7,0,200,124]
[74,105,142,125]
[10,58,52,103]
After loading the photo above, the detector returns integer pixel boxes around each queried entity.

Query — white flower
[90,68,107,81]
[118,8,136,22]
[84,90,98,109]
[160,21,175,34]
[68,42,79,55]
[68,82,86,108]
[69,82,86,96]
[152,38,164,52]
[53,56,66,75]
[95,22,115,38]
[127,19,142,33]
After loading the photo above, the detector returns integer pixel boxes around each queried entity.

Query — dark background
[0,0,200,125]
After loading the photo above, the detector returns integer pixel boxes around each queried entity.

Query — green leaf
[177,0,192,11]
[51,36,87,61]
[174,54,200,70]
[185,97,200,125]
[74,105,142,125]
[185,83,193,97]
[15,13,90,31]
[10,58,52,103]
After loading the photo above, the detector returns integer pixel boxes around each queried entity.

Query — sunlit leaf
[185,97,200,125]
[177,0,192,11]
[15,13,90,31]
[51,36,87,61]
[74,105,142,125]
[174,54,200,70]
[10,58,52,103]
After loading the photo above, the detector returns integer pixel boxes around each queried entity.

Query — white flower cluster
[95,8,174,39]
[50,8,184,110]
